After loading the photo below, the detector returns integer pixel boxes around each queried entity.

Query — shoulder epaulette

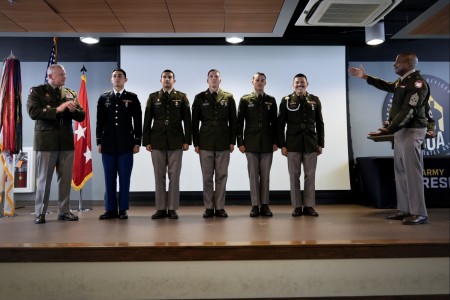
[125,91,137,96]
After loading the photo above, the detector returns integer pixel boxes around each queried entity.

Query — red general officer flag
[72,74,93,191]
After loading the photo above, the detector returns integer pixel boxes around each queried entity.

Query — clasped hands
[56,99,77,113]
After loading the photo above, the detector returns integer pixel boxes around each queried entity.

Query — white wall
[121,45,351,192]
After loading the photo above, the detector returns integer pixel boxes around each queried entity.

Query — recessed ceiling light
[80,37,100,44]
[226,36,244,44]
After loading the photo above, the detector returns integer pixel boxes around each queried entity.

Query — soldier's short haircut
[112,68,127,78]
[47,64,64,75]
[293,73,308,82]
[161,69,175,79]
[253,72,266,80]
[398,52,418,67]
[208,69,220,77]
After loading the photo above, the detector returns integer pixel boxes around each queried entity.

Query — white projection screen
[121,45,350,191]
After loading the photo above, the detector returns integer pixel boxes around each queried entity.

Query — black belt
[289,124,315,129]
[154,120,171,125]
[202,120,228,126]
[246,122,271,128]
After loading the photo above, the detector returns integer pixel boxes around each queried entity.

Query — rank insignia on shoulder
[414,80,423,89]
[284,96,290,101]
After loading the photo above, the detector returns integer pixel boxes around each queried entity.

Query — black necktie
[212,92,217,101]
[165,91,170,99]
[116,92,120,99]
[257,94,263,100]
[55,88,61,99]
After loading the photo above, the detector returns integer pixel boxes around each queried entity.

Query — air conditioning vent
[296,0,402,27]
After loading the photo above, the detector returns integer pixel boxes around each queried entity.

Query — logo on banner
[382,74,450,156]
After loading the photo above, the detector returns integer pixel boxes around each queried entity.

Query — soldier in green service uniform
[192,69,237,218]
[27,64,85,224]
[349,53,431,225]
[237,72,278,217]
[143,70,192,220]
[278,73,324,218]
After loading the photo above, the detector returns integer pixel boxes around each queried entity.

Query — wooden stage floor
[0,204,448,262]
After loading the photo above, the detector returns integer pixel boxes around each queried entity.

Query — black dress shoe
[58,212,79,221]
[151,210,167,219]
[292,207,302,217]
[203,209,214,218]
[303,206,319,217]
[215,209,228,218]
[402,215,428,225]
[168,210,178,219]
[386,211,410,220]
[34,214,46,224]
[249,206,260,217]
[259,204,273,217]
[99,211,119,220]
[118,210,128,220]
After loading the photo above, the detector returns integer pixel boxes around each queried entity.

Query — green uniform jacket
[27,84,85,151]
[278,92,324,152]
[367,70,430,132]
[237,92,277,153]
[192,89,237,151]
[142,89,192,150]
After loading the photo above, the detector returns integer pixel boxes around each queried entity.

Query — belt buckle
[165,120,169,125]
[258,123,262,128]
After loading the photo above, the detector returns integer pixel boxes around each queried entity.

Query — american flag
[44,37,57,83]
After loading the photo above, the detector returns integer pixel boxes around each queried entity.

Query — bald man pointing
[349,53,431,225]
